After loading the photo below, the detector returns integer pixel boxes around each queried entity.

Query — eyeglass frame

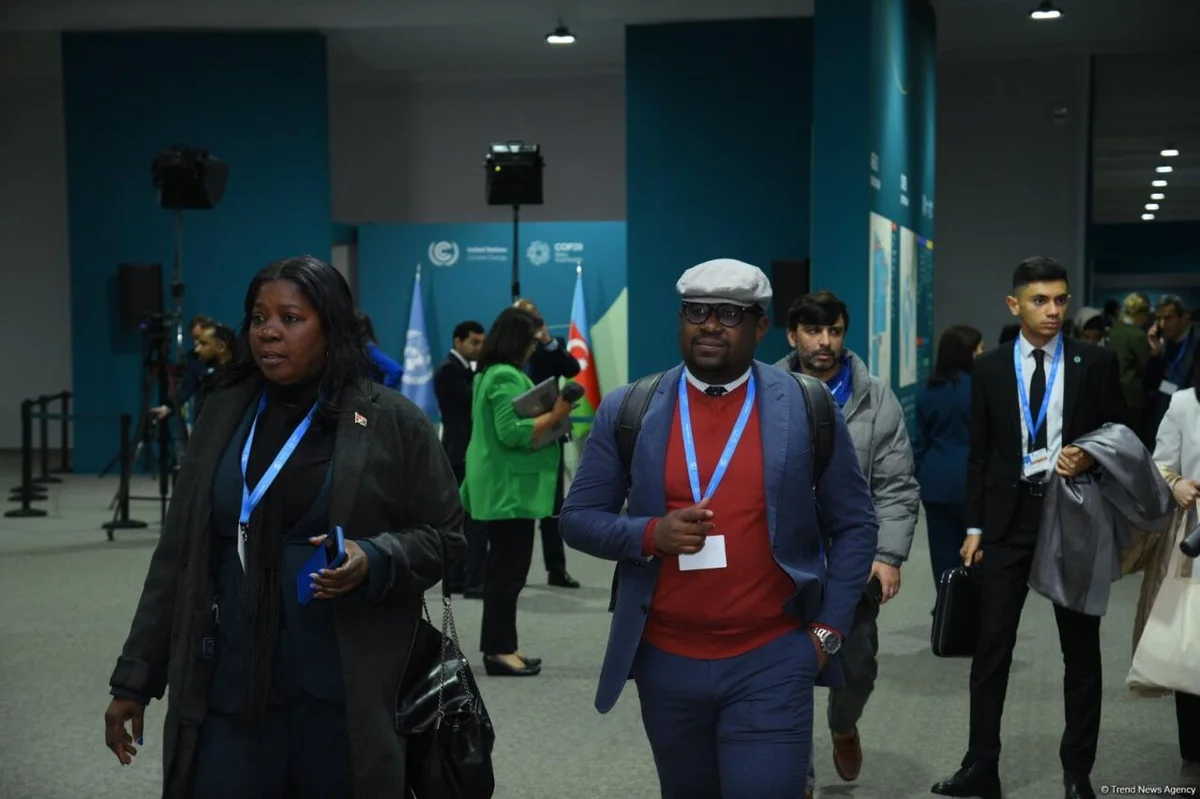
[680,301,762,328]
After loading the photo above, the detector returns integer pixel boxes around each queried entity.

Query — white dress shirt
[684,367,752,395]
[966,331,1064,537]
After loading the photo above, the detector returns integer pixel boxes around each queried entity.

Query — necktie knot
[1032,349,1045,366]
[705,386,727,397]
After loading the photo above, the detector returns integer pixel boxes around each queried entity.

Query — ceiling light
[1142,213,1156,221]
[546,25,575,45]
[1146,203,1160,210]
[1153,179,1168,187]
[1030,1,1063,20]
[1161,148,1180,157]
[1157,165,1174,173]
[1151,193,1165,200]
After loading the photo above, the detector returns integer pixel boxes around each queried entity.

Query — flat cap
[676,258,772,311]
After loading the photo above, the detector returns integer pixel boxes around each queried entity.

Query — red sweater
[641,381,800,659]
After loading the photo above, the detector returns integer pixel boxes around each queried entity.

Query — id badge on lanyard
[238,395,318,570]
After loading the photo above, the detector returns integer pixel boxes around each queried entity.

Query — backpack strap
[615,371,664,480]
[788,371,836,485]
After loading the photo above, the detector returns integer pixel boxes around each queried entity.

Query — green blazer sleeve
[485,367,537,449]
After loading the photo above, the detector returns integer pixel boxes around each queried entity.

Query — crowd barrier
[6,392,73,519]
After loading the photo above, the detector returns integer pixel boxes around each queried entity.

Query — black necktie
[1028,349,1047,452]
[705,386,727,397]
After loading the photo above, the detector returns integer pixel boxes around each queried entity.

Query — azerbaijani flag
[566,268,602,439]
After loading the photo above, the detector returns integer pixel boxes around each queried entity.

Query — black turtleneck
[244,371,335,532]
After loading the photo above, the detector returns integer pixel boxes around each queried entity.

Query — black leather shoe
[931,762,1001,799]
[1064,774,1095,799]
[482,655,540,676]
[519,654,542,668]
[548,571,580,588]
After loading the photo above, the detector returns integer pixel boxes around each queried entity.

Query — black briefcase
[931,565,981,658]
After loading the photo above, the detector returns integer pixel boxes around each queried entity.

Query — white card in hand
[1160,380,1179,396]
[678,535,727,571]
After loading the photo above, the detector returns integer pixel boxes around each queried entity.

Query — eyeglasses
[682,302,758,328]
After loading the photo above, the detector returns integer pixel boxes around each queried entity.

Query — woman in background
[355,310,404,390]
[914,325,983,601]
[461,307,574,677]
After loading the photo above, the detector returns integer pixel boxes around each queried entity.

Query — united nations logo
[402,330,433,385]
[428,241,459,268]
[526,240,551,266]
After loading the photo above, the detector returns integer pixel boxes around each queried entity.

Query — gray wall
[934,55,1093,347]
[329,72,626,224]
[0,33,72,449]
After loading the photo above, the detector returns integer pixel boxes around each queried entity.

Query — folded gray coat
[1030,423,1176,616]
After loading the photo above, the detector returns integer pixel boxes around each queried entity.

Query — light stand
[485,141,543,303]
[171,210,185,362]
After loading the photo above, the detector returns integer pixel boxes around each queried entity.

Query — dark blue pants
[633,629,817,799]
[192,693,353,799]
[924,501,967,596]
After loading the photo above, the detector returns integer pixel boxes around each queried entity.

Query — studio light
[1143,213,1156,221]
[1151,193,1165,200]
[1153,179,1168,187]
[1157,165,1174,173]
[1030,1,1063,20]
[1162,148,1180,157]
[1146,203,1160,211]
[546,24,575,44]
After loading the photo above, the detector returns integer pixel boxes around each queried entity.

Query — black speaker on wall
[485,141,544,206]
[117,263,164,331]
[769,259,811,328]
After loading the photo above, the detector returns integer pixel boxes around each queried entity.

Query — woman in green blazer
[462,307,573,676]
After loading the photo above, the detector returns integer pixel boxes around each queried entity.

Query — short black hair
[222,255,374,420]
[1012,256,1068,291]
[453,320,485,341]
[787,290,849,331]
[1157,294,1188,316]
[929,325,982,385]
[189,314,215,330]
[476,308,540,374]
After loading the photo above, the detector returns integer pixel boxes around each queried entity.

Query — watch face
[825,635,842,655]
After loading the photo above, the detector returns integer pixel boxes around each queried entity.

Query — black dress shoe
[1064,774,1095,799]
[519,655,542,668]
[482,655,541,676]
[930,762,1001,799]
[548,570,580,588]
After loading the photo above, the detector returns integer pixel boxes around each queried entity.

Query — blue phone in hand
[297,526,347,606]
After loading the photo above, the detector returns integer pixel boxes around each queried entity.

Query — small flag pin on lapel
[1073,355,1081,363]
[354,412,368,427]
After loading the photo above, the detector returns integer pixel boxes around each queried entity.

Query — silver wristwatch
[809,626,843,655]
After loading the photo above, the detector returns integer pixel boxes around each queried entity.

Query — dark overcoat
[108,376,465,798]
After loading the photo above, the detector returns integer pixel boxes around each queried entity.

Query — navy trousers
[192,693,353,799]
[633,628,817,799]
[924,501,967,596]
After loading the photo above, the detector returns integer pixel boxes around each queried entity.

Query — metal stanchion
[33,395,62,484]
[6,400,48,518]
[54,392,73,473]
[103,413,147,539]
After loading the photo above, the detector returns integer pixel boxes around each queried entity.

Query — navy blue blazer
[913,373,973,506]
[560,361,878,713]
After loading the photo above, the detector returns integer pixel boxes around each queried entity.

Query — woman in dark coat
[103,255,465,798]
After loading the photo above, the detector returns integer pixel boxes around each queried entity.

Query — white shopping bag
[1128,517,1200,696]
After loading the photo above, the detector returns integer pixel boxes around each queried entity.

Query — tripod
[103,323,187,525]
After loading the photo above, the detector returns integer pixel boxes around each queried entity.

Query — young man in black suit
[434,320,485,595]
[931,257,1126,799]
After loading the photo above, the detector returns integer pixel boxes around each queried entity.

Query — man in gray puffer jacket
[776,291,920,799]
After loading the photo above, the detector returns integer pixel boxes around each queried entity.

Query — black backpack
[614,368,836,486]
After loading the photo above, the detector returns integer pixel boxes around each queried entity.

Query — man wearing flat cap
[562,258,878,798]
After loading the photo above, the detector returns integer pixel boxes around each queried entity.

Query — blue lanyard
[678,372,756,504]
[240,394,318,527]
[1013,336,1062,447]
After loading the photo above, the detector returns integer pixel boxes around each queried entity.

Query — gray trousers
[807,588,880,788]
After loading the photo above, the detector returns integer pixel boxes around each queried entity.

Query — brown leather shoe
[831,728,862,781]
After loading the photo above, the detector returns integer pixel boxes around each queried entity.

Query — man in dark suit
[434,320,485,595]
[931,257,1126,799]
[515,298,582,589]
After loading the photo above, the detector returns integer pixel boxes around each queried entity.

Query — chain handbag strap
[426,533,475,729]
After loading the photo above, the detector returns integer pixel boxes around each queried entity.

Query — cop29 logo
[526,241,551,266]
[428,241,460,268]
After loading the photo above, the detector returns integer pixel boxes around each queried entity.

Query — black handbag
[396,551,495,799]
[931,565,981,658]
